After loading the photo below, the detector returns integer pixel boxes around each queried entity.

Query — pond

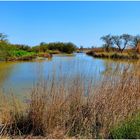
[0,53,139,97]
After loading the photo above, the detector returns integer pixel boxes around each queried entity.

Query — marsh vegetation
[0,33,76,61]
[87,34,140,60]
[0,53,140,138]
[0,32,140,139]
[0,62,140,138]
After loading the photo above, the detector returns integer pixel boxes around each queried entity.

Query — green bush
[13,50,35,57]
[0,41,14,60]
[110,114,140,139]
[0,41,36,61]
[32,42,77,54]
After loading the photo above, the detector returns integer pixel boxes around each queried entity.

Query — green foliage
[110,114,140,139]
[0,41,35,61]
[0,33,8,42]
[13,44,31,52]
[32,43,48,53]
[0,41,13,60]
[13,50,35,57]
[0,32,76,61]
[32,42,76,54]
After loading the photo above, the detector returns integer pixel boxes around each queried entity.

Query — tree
[80,46,83,50]
[0,33,8,42]
[112,35,122,52]
[100,34,113,52]
[0,33,10,60]
[14,44,31,51]
[0,42,12,61]
[120,34,133,52]
[39,42,48,52]
[62,42,76,54]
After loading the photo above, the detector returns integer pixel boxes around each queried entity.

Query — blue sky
[0,1,140,47]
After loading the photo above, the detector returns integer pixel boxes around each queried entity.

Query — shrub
[110,114,140,139]
[32,42,77,54]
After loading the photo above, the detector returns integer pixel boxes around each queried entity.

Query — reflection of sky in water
[0,53,138,96]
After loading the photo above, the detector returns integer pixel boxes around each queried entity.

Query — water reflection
[0,62,16,87]
[0,53,139,95]
[102,59,140,76]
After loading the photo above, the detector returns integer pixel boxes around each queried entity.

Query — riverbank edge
[0,52,77,62]
[3,53,52,61]
[86,51,140,60]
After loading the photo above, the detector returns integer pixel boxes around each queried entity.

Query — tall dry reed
[0,64,140,138]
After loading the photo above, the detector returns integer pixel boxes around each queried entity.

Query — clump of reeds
[91,68,140,138]
[0,65,140,138]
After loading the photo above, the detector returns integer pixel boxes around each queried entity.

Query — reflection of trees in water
[101,60,138,76]
[0,62,16,87]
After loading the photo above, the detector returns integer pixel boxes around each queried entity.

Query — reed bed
[0,64,140,138]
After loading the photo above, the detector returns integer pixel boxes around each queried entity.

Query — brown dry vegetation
[0,64,140,139]
[86,46,140,60]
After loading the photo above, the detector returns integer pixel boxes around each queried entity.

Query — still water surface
[0,53,138,96]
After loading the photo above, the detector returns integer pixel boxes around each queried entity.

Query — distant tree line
[100,34,140,52]
[0,33,77,60]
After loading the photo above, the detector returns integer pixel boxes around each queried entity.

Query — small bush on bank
[110,114,140,139]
